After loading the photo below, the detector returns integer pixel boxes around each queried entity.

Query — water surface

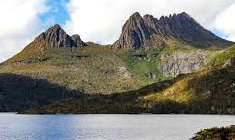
[0,113,235,140]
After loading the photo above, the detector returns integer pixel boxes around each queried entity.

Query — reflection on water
[0,113,235,140]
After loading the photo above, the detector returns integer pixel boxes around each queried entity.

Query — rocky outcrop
[159,51,212,77]
[114,12,234,49]
[113,12,155,49]
[35,24,86,48]
[118,66,133,78]
[71,34,87,47]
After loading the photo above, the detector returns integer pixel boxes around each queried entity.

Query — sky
[0,0,235,62]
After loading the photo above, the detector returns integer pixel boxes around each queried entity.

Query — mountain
[4,24,86,64]
[113,12,233,49]
[34,24,86,48]
[1,24,143,96]
[0,12,235,113]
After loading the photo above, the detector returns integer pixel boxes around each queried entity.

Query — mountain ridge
[113,12,233,49]
[4,12,234,65]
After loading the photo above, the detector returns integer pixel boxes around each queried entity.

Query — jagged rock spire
[113,12,155,49]
[35,24,86,48]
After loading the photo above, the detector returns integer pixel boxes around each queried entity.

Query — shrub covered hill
[192,125,235,140]
[0,12,234,113]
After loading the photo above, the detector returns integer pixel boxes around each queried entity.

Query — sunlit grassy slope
[143,67,235,104]
[1,40,217,95]
[208,44,235,67]
[1,46,141,94]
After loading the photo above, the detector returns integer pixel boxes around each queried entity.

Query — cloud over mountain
[0,0,48,62]
[0,0,234,62]
[215,1,235,41]
[65,0,234,44]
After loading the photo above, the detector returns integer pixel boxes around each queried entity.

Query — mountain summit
[4,24,86,63]
[113,12,233,49]
[35,24,86,48]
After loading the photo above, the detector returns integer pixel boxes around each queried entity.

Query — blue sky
[213,29,229,39]
[0,0,234,62]
[39,0,70,29]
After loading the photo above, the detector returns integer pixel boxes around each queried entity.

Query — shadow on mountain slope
[0,73,85,112]
[21,77,179,114]
[23,66,235,114]
[2,66,235,114]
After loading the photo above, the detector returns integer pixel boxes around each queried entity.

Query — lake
[0,113,235,140]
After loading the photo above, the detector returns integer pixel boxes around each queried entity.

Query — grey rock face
[71,34,86,47]
[114,12,234,49]
[113,12,154,49]
[159,51,211,77]
[35,24,86,48]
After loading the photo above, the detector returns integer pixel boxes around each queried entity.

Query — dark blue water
[0,113,235,140]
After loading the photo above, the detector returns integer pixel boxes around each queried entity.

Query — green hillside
[208,45,235,67]
[1,46,139,94]
[0,43,216,113]
[1,40,215,95]
[20,45,235,114]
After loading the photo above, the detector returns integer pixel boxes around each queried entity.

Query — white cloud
[65,0,234,44]
[0,0,48,62]
[0,0,234,62]
[214,1,235,41]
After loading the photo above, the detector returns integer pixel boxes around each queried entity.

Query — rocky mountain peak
[178,12,190,17]
[129,12,142,20]
[113,12,234,49]
[35,24,86,48]
[113,12,153,49]
[71,34,86,47]
[48,24,63,33]
[123,12,145,28]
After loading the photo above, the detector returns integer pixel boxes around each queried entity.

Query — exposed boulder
[118,66,133,78]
